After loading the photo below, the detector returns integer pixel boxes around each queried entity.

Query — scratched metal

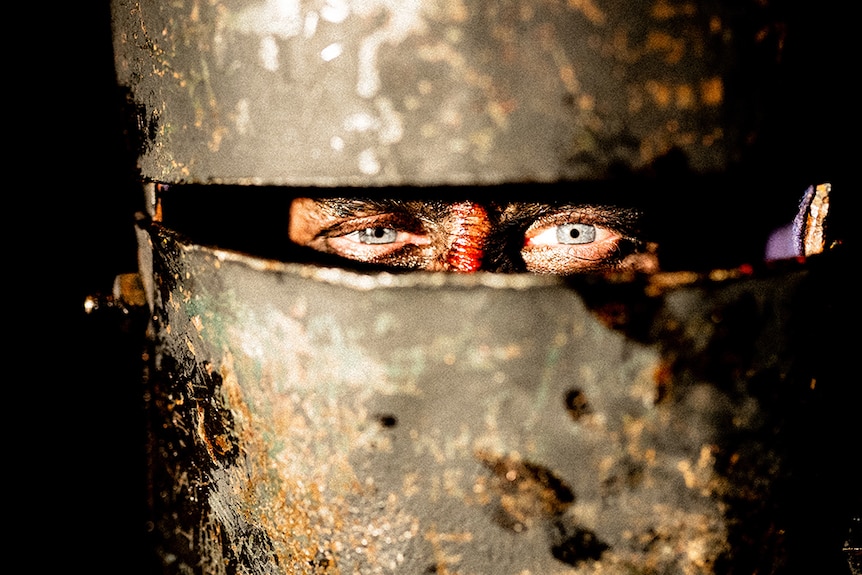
[111,0,766,186]
[138,221,854,574]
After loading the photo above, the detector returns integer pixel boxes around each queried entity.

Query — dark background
[36,2,154,572]
[32,1,849,572]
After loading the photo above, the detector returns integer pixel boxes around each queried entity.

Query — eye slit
[556,223,596,244]
[346,227,400,244]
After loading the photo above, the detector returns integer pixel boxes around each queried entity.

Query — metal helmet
[111,0,787,187]
[105,1,856,574]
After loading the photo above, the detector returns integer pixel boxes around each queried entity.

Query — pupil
[569,228,580,239]
[372,228,385,238]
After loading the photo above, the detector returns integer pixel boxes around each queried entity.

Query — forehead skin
[288,197,339,245]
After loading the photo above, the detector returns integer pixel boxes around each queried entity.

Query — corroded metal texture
[111,0,772,186]
[140,220,856,574]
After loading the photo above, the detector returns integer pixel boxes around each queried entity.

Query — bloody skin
[288,198,658,274]
[443,202,490,272]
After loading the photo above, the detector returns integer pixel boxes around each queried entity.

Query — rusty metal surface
[139,220,857,574]
[111,0,771,186]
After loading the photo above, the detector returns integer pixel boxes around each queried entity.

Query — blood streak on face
[444,202,491,272]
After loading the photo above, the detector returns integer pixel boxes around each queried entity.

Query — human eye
[520,209,629,274]
[288,197,438,267]
[327,223,430,260]
[342,227,401,245]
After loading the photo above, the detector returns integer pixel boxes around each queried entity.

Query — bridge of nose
[439,202,492,272]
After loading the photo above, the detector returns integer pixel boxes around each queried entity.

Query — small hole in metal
[564,389,591,421]
[377,414,398,428]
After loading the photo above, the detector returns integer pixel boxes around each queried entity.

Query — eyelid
[527,209,582,230]
[524,209,620,244]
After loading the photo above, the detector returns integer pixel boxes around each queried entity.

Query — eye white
[345,227,399,244]
[531,223,597,245]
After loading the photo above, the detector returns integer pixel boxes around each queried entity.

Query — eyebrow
[312,198,461,222]
[497,202,646,234]
[314,198,401,217]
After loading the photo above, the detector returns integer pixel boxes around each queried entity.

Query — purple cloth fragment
[764,185,816,261]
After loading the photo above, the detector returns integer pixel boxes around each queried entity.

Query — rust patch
[474,450,575,532]
[473,450,610,566]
